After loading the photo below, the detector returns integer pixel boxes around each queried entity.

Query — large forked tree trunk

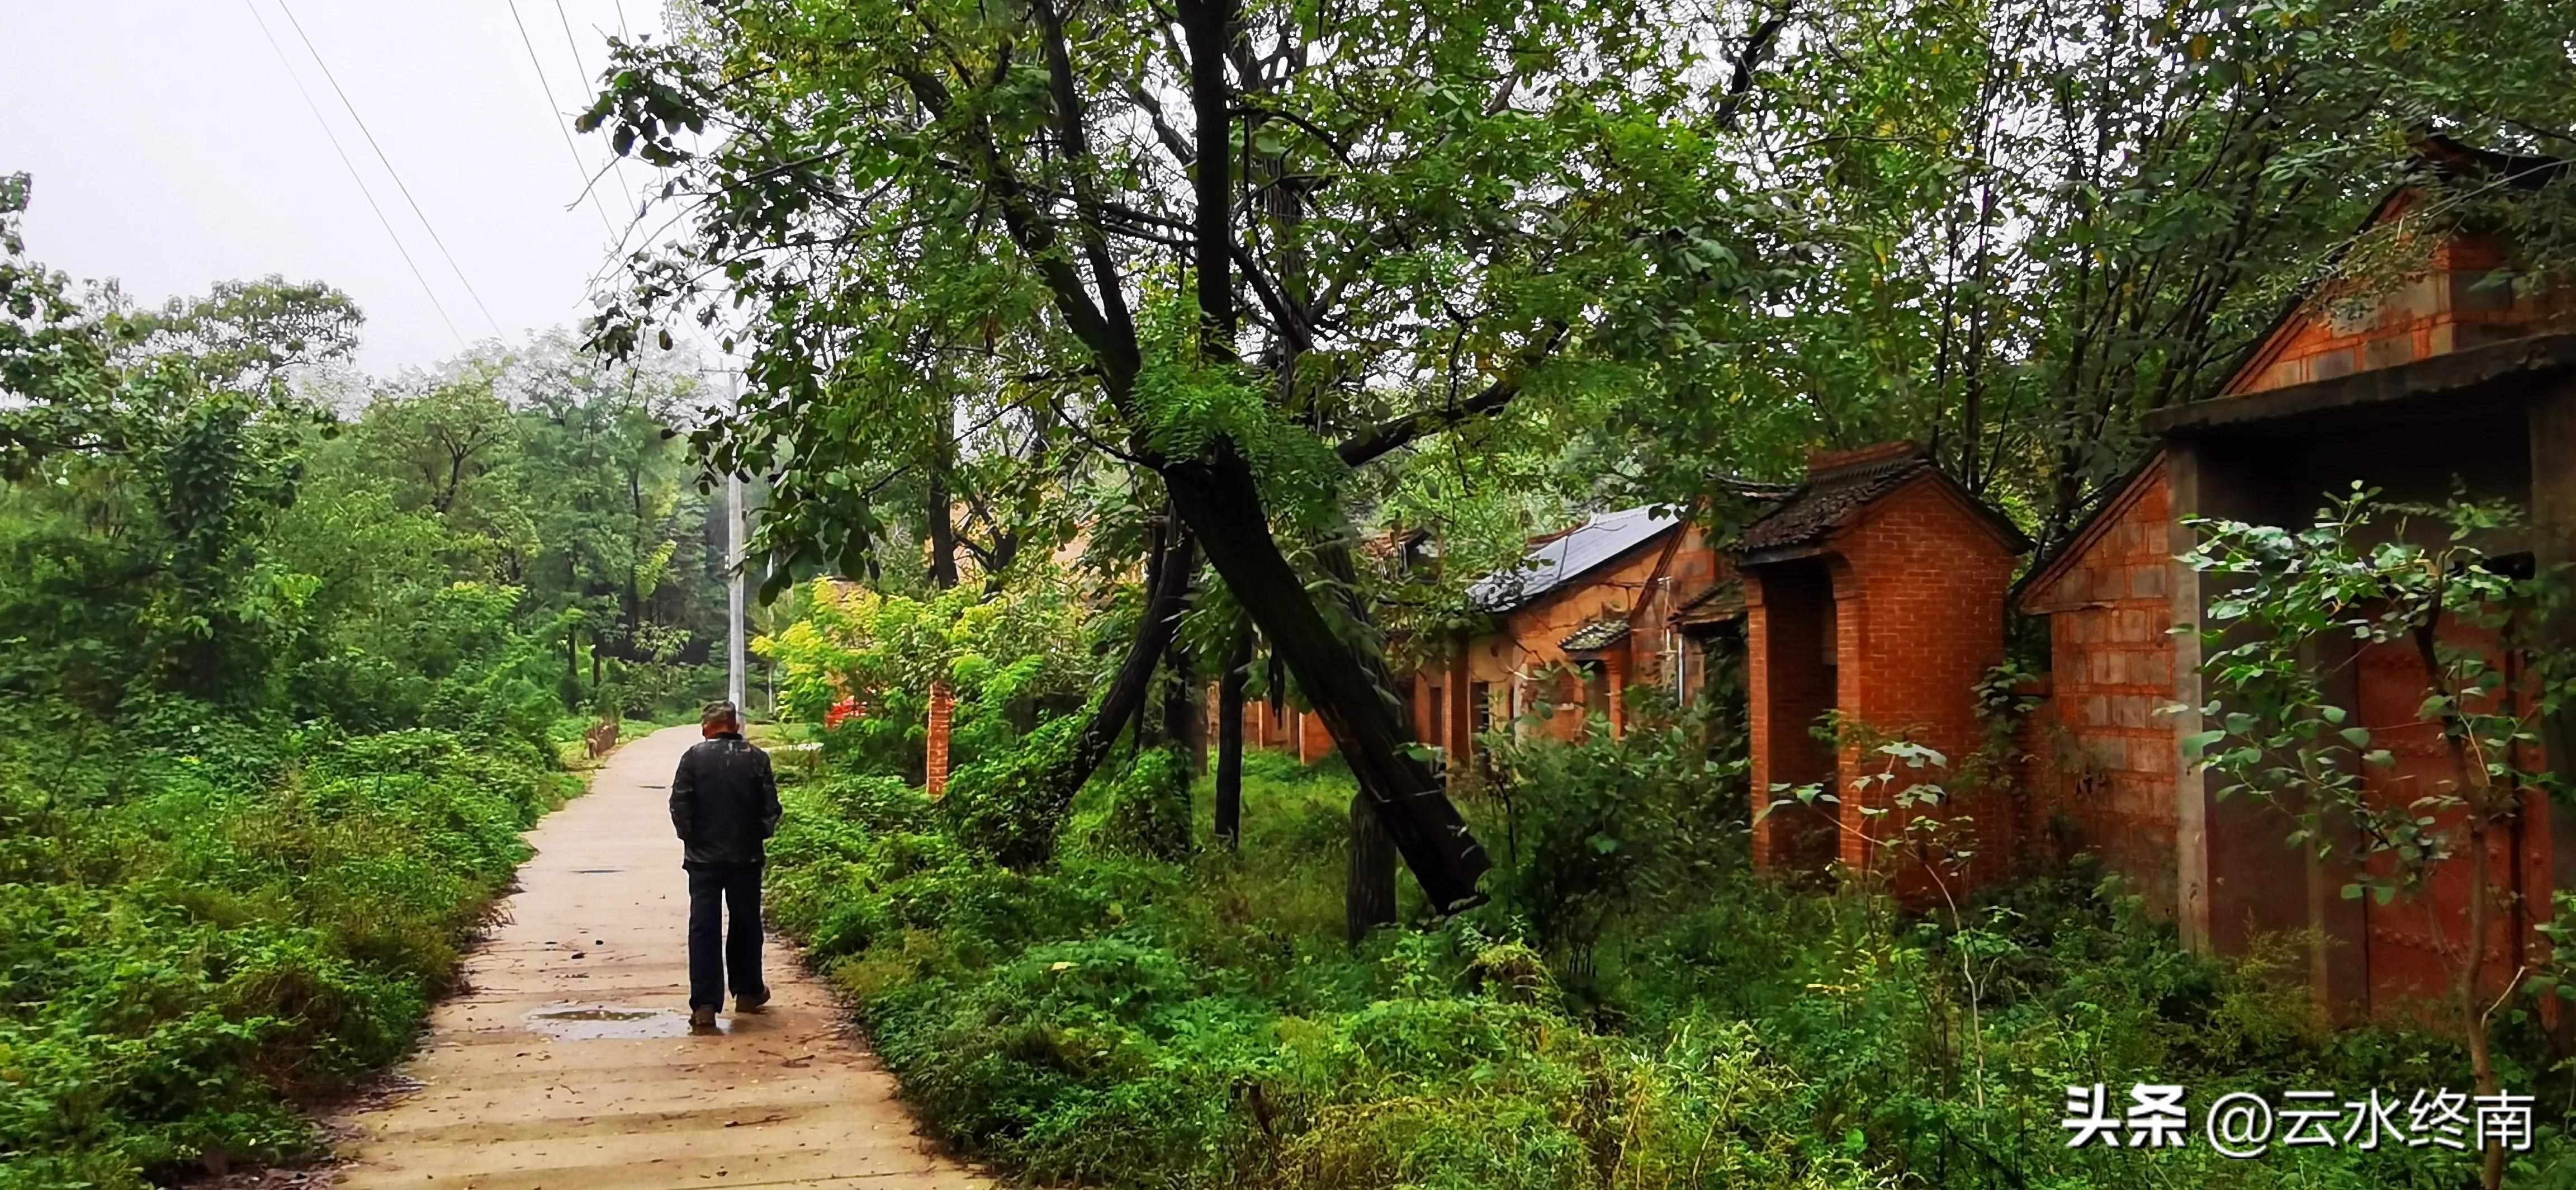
[1161,0,1486,913]
[958,0,1486,901]
[1162,452,1490,911]
[1215,629,1250,848]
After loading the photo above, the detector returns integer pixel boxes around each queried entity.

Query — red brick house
[1736,443,2031,890]
[1240,505,1752,771]
[2018,135,2576,1014]
[1450,507,1722,744]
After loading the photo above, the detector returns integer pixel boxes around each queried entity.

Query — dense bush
[762,578,1096,786]
[0,717,574,1189]
[0,174,723,1189]
[756,714,2576,1190]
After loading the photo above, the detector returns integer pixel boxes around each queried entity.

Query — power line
[272,0,505,339]
[240,0,465,348]
[553,0,637,212]
[505,0,622,238]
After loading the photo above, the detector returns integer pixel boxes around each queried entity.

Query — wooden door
[2350,625,2532,1016]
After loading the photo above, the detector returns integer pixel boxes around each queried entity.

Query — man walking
[669,701,783,1030]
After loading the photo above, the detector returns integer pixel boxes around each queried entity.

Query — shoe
[689,1005,717,1030]
[735,991,771,1014]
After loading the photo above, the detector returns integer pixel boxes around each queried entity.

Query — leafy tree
[580,0,1834,912]
[353,360,517,518]
[1598,0,2576,548]
[126,275,363,389]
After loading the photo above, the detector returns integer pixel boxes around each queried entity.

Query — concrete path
[333,726,986,1189]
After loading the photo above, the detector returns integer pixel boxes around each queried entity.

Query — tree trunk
[1346,790,1399,941]
[1164,636,1199,771]
[1164,0,1486,912]
[927,454,960,590]
[2416,616,2506,1190]
[1161,451,1490,912]
[1178,0,1237,346]
[1308,527,1428,927]
[1054,521,1195,800]
[2467,816,2504,1190]
[1215,629,1250,849]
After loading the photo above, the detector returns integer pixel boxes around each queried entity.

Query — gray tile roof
[1559,618,1633,652]
[1736,454,1933,555]
[1467,505,1678,612]
[1736,451,2031,561]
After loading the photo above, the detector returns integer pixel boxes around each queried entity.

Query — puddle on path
[523,1003,704,1040]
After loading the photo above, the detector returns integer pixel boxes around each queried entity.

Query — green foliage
[1477,692,1745,988]
[941,716,1087,868]
[1076,745,1196,865]
[0,182,714,1187]
[761,577,1095,782]
[752,707,2551,1189]
[0,716,573,1188]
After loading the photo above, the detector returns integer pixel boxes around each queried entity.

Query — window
[1471,681,1493,735]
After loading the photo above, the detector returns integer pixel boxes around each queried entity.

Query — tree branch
[1333,323,1568,466]
[1716,7,1792,131]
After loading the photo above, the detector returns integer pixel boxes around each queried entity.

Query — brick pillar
[1745,563,1840,876]
[926,678,953,797]
[1745,590,1776,871]
[1832,580,1881,880]
[1447,641,1473,764]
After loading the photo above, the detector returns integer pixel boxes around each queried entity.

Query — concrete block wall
[2227,205,2573,397]
[2018,463,2181,908]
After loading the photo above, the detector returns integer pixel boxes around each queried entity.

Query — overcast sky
[1,0,679,375]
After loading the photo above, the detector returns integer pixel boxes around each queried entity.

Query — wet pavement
[332,725,987,1189]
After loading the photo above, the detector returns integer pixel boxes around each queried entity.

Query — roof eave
[2146,332,2576,436]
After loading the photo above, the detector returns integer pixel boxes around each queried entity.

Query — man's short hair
[702,700,741,729]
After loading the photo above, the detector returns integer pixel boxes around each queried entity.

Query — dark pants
[685,862,766,1009]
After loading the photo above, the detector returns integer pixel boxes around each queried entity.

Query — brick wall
[1298,710,1332,764]
[1825,478,2021,892]
[1246,523,1730,771]
[1460,526,1722,743]
[2018,462,2180,907]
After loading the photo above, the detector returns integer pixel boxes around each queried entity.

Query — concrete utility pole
[725,372,748,714]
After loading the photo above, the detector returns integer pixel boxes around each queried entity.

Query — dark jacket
[670,733,782,867]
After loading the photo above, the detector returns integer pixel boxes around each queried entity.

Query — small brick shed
[1436,506,1736,754]
[1738,443,2030,890]
[1232,506,1754,774]
[2018,135,2576,1017]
